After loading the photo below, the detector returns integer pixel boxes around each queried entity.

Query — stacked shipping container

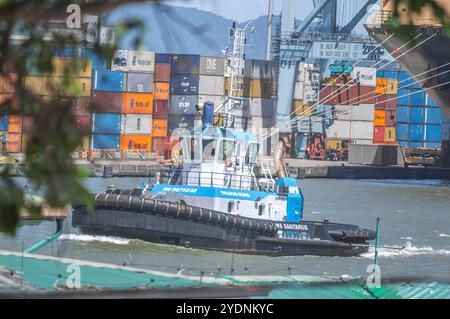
[152,53,171,157]
[373,69,398,144]
[169,54,199,135]
[319,66,377,145]
[395,70,449,148]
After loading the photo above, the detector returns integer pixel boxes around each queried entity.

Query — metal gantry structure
[273,0,383,133]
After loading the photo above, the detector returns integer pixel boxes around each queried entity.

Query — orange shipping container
[152,119,168,137]
[154,82,170,100]
[0,73,17,93]
[120,135,152,151]
[8,114,22,133]
[7,132,21,153]
[374,110,386,126]
[122,93,153,114]
[0,94,20,111]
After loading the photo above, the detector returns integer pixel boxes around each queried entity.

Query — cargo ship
[366,1,450,120]
[72,121,376,257]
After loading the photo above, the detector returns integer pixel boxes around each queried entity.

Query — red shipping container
[373,126,385,143]
[375,94,397,110]
[75,115,91,134]
[319,86,339,105]
[152,136,168,157]
[153,100,169,119]
[73,97,91,116]
[358,86,376,104]
[22,115,35,133]
[91,91,122,113]
[385,110,396,127]
[337,86,359,105]
[154,64,170,82]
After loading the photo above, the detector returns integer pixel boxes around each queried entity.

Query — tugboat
[72,120,375,257]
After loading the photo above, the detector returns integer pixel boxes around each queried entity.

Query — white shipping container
[303,86,318,104]
[327,120,351,139]
[350,121,374,140]
[244,59,274,79]
[297,116,325,133]
[335,105,352,121]
[351,67,376,87]
[121,114,152,135]
[200,56,226,76]
[111,50,129,71]
[296,63,320,84]
[127,50,155,72]
[293,81,304,100]
[351,139,373,145]
[249,98,275,117]
[250,116,274,134]
[334,104,374,121]
[199,75,225,95]
[351,104,374,122]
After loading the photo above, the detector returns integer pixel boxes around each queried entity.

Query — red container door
[373,126,385,143]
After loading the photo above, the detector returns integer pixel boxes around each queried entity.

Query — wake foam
[361,241,450,258]
[59,234,130,245]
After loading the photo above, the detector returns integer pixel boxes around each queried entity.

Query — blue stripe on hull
[150,184,273,201]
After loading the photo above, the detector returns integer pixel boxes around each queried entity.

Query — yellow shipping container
[375,78,398,95]
[384,127,396,142]
[292,100,315,116]
[61,78,91,97]
[24,76,43,95]
[374,110,386,126]
[250,79,273,98]
[326,138,344,150]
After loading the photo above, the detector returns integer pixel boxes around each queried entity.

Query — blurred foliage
[0,0,151,234]
[389,0,450,38]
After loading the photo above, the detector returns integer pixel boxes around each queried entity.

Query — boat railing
[168,169,268,192]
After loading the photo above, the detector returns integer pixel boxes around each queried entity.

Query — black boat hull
[71,194,373,257]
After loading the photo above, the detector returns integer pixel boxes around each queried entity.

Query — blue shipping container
[410,124,424,141]
[426,107,441,124]
[396,106,410,123]
[93,113,121,134]
[168,114,196,135]
[93,69,124,92]
[425,124,441,141]
[411,106,424,123]
[169,95,198,115]
[398,71,411,89]
[425,141,441,149]
[170,74,199,95]
[83,49,108,70]
[376,70,397,79]
[92,134,120,150]
[396,123,409,140]
[156,53,171,64]
[410,90,425,106]
[0,114,9,131]
[426,94,438,107]
[171,54,200,74]
[397,89,411,105]
[409,141,424,148]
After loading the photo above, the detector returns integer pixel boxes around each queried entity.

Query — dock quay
[2,156,450,179]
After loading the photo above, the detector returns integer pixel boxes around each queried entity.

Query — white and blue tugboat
[72,122,375,257]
